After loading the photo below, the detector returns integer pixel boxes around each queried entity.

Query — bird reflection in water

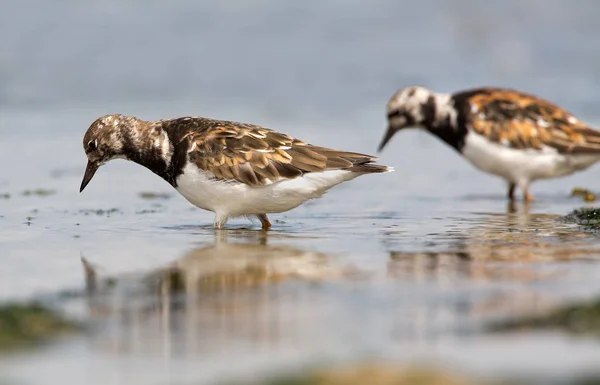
[80,230,363,356]
[385,203,600,333]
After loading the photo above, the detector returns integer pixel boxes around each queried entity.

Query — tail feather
[304,145,392,174]
[347,163,393,174]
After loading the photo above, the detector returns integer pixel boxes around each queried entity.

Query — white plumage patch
[432,92,458,128]
[175,163,360,220]
[159,130,172,163]
[462,131,600,185]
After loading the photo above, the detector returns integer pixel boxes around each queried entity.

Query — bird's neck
[121,120,176,185]
[422,93,467,152]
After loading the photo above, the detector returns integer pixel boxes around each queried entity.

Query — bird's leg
[256,214,272,230]
[213,214,228,229]
[520,183,534,202]
[507,183,516,201]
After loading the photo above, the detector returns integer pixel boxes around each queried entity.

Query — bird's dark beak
[80,160,99,192]
[378,113,408,152]
[377,125,399,153]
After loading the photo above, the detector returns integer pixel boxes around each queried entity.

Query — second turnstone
[80,114,392,229]
[378,86,600,201]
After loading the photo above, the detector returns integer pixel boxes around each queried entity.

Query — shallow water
[3,1,600,384]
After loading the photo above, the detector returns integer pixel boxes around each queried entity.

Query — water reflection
[152,231,365,307]
[456,207,598,262]
[384,202,599,262]
[383,207,600,322]
[76,211,599,358]
[81,232,366,355]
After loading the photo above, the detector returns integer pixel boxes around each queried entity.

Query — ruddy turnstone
[378,86,600,201]
[80,114,391,229]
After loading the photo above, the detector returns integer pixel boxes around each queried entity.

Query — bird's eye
[87,139,98,151]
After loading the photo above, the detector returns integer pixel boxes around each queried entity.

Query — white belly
[175,164,360,217]
[461,131,600,184]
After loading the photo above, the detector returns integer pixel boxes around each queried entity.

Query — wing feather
[182,119,383,186]
[460,88,600,153]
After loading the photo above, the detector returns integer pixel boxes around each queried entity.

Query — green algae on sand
[571,187,597,202]
[0,302,77,350]
[563,207,600,231]
[490,297,600,336]
[138,191,171,200]
[21,189,56,197]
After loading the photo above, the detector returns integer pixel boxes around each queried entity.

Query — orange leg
[523,187,534,202]
[256,214,272,230]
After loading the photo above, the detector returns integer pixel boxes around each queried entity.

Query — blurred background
[3,1,600,384]
[4,0,600,125]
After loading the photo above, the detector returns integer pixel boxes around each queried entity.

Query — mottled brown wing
[461,88,600,153]
[186,120,379,186]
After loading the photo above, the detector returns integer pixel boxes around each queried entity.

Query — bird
[80,114,392,229]
[377,86,600,201]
